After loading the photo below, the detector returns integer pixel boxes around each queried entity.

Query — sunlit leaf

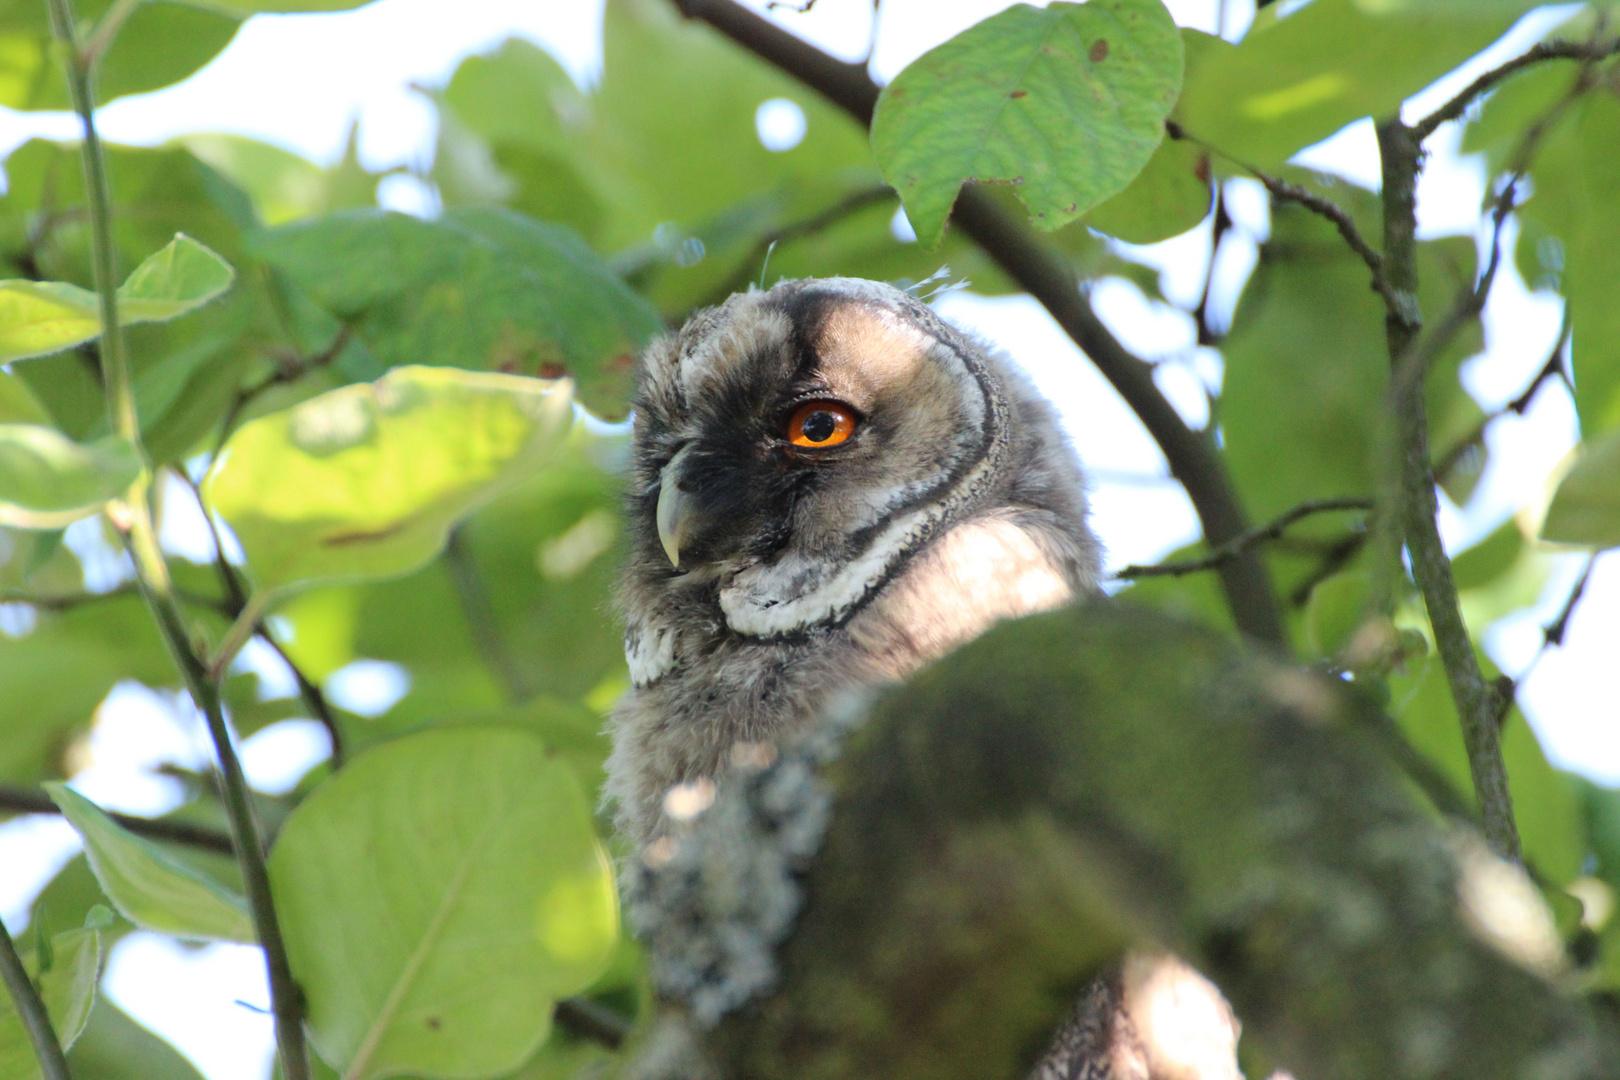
[45,784,255,944]
[872,0,1183,247]
[0,235,234,363]
[204,365,574,596]
[0,0,239,112]
[0,927,100,1080]
[269,727,617,1080]
[0,425,141,529]
[1177,0,1517,167]
[1542,430,1620,549]
[116,235,236,323]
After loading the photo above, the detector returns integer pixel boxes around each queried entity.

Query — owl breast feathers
[604,277,1102,845]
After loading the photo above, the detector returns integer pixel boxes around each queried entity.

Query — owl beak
[656,450,694,568]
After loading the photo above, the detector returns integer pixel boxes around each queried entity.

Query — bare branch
[1114,496,1372,581]
[1412,36,1620,143]
[0,783,236,854]
[1168,122,1390,302]
[668,0,1288,648]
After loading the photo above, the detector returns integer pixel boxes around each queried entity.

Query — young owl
[604,276,1102,846]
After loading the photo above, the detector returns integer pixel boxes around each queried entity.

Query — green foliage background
[2,1,1620,1078]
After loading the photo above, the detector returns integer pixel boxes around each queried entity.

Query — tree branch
[642,605,1614,1080]
[1114,496,1372,581]
[0,784,236,854]
[1376,117,1519,862]
[0,918,72,1080]
[668,0,1287,649]
[1167,122,1390,302]
[1412,36,1620,143]
[1435,319,1569,485]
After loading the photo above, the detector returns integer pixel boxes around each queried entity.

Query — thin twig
[669,0,1288,649]
[43,0,311,1072]
[0,918,71,1080]
[172,471,347,767]
[1375,117,1519,862]
[443,528,534,704]
[1167,121,1390,303]
[1114,497,1372,580]
[1192,188,1232,347]
[1412,36,1620,143]
[1543,555,1597,650]
[212,325,353,461]
[0,783,236,854]
[1435,319,1570,484]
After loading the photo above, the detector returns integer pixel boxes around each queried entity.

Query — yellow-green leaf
[45,784,255,944]
[269,727,617,1080]
[1542,430,1620,549]
[0,927,101,1080]
[203,366,573,597]
[0,426,141,529]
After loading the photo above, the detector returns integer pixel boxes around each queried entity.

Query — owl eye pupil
[801,411,838,443]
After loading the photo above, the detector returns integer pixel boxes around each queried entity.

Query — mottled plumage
[605,276,1100,846]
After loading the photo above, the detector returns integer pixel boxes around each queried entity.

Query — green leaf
[0,370,52,424]
[268,727,617,1080]
[203,365,574,597]
[1353,0,1549,12]
[1176,0,1516,167]
[1452,518,1525,590]
[0,426,141,529]
[116,235,236,323]
[1082,132,1211,244]
[1542,430,1620,549]
[0,0,240,112]
[0,927,100,1080]
[0,235,234,363]
[871,0,1183,247]
[67,1001,205,1080]
[45,784,255,943]
[249,209,661,417]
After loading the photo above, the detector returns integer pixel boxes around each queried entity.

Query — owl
[604,276,1101,847]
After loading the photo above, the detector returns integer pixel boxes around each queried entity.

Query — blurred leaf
[1083,134,1211,245]
[183,131,382,226]
[0,927,99,1080]
[0,426,140,529]
[269,727,618,1080]
[1177,0,1516,167]
[0,0,240,112]
[66,1000,205,1080]
[116,235,235,322]
[1303,570,1371,658]
[1220,189,1480,523]
[1354,0,1556,12]
[1542,429,1620,548]
[249,209,661,416]
[204,366,574,598]
[0,595,173,785]
[0,525,82,597]
[27,855,130,946]
[1390,656,1584,885]
[872,0,1183,247]
[45,783,255,943]
[0,234,234,362]
[1582,777,1620,892]
[0,369,52,423]
[1452,518,1525,590]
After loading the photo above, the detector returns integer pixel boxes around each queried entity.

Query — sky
[0,2,1614,1079]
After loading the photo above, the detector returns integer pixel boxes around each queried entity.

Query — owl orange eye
[788,401,857,448]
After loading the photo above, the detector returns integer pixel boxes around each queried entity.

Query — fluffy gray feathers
[605,276,1101,846]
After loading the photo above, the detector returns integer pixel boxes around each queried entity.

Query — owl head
[624,276,1093,642]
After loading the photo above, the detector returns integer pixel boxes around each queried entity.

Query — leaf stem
[80,0,142,69]
[208,591,269,683]
[0,917,72,1080]
[1375,117,1519,861]
[42,0,312,1072]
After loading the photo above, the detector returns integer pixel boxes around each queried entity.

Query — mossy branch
[639,605,1613,1080]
